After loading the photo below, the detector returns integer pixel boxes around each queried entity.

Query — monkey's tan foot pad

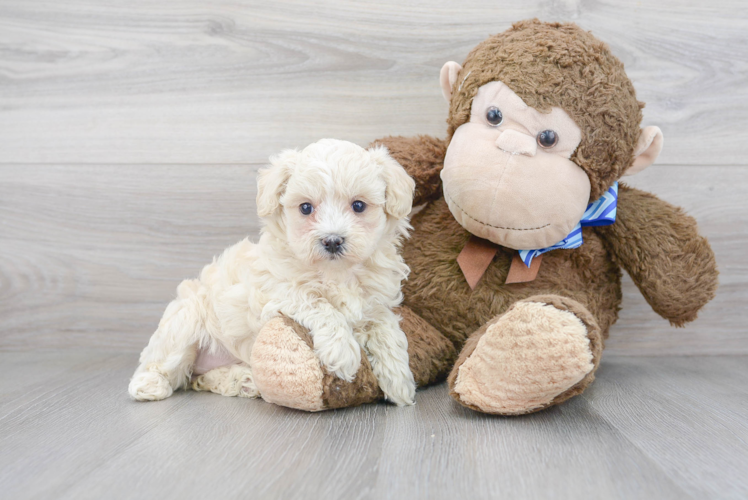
[250,317,383,412]
[449,301,597,415]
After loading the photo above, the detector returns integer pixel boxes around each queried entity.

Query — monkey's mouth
[444,190,550,232]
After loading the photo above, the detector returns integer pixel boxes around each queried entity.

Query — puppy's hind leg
[192,364,259,398]
[129,279,208,401]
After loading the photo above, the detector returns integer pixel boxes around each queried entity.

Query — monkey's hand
[597,183,718,326]
[370,135,447,206]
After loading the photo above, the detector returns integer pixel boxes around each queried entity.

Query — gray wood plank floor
[0,352,745,500]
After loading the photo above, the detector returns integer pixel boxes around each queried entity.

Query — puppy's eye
[352,200,366,213]
[486,106,503,126]
[537,130,559,148]
[299,203,314,215]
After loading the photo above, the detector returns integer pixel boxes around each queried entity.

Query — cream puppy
[128,139,417,406]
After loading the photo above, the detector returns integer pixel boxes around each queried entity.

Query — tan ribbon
[505,253,542,284]
[456,236,498,290]
[457,235,542,289]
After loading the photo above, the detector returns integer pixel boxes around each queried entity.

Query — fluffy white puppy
[128,139,417,406]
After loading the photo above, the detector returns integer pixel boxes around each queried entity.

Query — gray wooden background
[1,0,746,355]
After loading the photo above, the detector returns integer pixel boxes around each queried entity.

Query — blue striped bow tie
[518,182,618,267]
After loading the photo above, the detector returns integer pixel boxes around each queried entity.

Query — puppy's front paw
[380,368,416,407]
[367,329,416,406]
[314,331,361,382]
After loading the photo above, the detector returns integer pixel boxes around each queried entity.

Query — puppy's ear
[256,149,297,217]
[370,146,415,219]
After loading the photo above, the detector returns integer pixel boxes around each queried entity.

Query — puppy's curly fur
[128,139,417,406]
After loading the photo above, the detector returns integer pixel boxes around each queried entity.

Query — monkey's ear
[440,61,463,103]
[624,126,664,176]
[256,149,297,217]
[370,146,416,219]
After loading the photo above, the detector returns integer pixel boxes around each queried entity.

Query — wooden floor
[0,352,746,500]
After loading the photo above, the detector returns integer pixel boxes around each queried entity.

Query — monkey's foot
[448,296,602,415]
[250,317,382,411]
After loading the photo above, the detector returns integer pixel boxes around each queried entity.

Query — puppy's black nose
[322,235,345,254]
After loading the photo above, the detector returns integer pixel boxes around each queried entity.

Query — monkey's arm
[371,135,447,206]
[596,184,718,326]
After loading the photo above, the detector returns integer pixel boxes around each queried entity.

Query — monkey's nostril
[321,236,345,254]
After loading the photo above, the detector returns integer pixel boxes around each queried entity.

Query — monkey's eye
[352,200,366,213]
[485,107,503,126]
[537,130,559,148]
[299,203,314,215]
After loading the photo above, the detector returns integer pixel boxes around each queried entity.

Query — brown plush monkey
[250,19,718,415]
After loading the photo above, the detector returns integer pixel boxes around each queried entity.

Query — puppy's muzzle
[321,235,345,256]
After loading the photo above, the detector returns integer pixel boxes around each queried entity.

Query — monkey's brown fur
[380,20,716,414]
[389,19,715,412]
[253,20,718,414]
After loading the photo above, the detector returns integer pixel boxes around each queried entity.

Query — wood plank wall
[1,0,746,353]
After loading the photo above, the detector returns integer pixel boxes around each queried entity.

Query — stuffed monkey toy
[249,19,718,415]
